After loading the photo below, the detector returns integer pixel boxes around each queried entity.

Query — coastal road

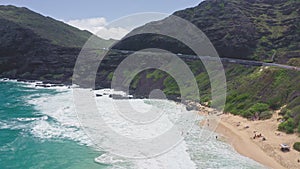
[109,49,300,71]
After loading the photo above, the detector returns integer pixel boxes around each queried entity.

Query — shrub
[242,110,254,118]
[219,2,225,9]
[107,72,114,80]
[205,4,212,10]
[298,123,300,133]
[146,70,165,81]
[278,118,295,134]
[287,58,300,67]
[163,76,180,95]
[293,142,300,152]
[283,110,292,121]
[267,97,282,110]
[249,103,270,113]
[279,108,288,116]
[259,111,273,120]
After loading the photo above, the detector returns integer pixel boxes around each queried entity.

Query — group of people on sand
[236,121,267,141]
[253,131,266,141]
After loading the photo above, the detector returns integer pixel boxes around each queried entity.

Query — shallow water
[0,80,266,169]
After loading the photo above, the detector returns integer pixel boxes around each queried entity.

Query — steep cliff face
[113,0,300,62]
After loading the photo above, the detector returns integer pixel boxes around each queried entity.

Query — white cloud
[65,14,169,40]
[65,17,129,40]
[95,27,129,40]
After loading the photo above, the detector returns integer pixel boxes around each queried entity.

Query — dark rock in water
[186,106,194,111]
[109,94,130,100]
[51,84,64,87]
[166,95,181,102]
[96,94,103,97]
[131,94,145,99]
[35,84,51,88]
[185,102,200,111]
[42,80,62,85]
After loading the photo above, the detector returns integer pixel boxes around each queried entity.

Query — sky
[0,0,202,39]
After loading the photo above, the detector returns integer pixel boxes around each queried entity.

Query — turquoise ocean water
[0,80,266,169]
[0,81,106,169]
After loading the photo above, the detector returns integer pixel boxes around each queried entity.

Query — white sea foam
[24,87,198,168]
[92,90,198,169]
[0,120,29,130]
[0,120,11,129]
[16,115,48,122]
[0,78,71,90]
[95,153,124,164]
[25,91,93,146]
[21,86,265,169]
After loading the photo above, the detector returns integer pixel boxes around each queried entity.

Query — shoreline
[2,78,300,168]
[211,112,300,169]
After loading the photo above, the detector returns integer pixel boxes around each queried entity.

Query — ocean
[0,80,266,169]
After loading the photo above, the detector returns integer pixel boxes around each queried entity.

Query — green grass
[146,70,166,81]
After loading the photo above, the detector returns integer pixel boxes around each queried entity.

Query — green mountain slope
[0,3,299,133]
[0,5,114,84]
[114,0,300,63]
[0,5,114,48]
[109,0,300,133]
[173,0,300,63]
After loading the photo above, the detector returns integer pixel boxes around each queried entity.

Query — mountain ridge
[0,5,114,83]
[0,5,114,48]
[0,2,299,133]
[111,0,300,133]
[113,0,300,63]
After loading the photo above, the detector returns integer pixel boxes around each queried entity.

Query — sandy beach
[199,106,300,169]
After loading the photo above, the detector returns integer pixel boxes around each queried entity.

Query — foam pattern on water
[15,82,267,169]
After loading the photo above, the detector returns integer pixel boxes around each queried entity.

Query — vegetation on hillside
[0,2,299,134]
[114,0,300,133]
[0,5,114,48]
[125,61,300,133]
